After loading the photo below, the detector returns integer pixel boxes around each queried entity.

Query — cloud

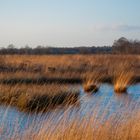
[93,24,140,32]
[115,25,140,31]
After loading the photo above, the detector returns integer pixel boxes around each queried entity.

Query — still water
[0,83,139,137]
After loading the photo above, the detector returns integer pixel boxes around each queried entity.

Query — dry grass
[0,54,139,139]
[0,55,139,83]
[83,79,99,93]
[4,104,140,140]
[113,62,134,93]
[83,71,103,93]
[0,54,139,110]
[30,117,140,140]
[0,54,139,109]
[0,84,80,112]
[114,71,134,93]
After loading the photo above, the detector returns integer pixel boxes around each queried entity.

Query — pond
[0,83,140,138]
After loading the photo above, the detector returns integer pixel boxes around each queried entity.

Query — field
[0,54,140,140]
[0,55,139,82]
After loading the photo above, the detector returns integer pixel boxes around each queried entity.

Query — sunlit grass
[1,100,140,140]
[113,62,134,93]
[0,55,139,83]
[0,84,80,112]
[0,54,139,139]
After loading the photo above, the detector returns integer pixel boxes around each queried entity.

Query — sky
[0,0,140,47]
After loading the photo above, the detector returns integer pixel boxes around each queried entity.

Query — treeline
[0,45,112,55]
[0,37,139,55]
[112,37,140,54]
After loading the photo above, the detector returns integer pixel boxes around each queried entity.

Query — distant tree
[0,37,139,55]
[112,37,130,53]
[7,44,16,54]
[7,44,15,49]
[113,37,140,54]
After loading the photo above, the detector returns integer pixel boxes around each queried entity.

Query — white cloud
[92,24,140,32]
[115,25,140,31]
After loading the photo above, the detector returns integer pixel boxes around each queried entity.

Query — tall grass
[0,54,139,139]
[29,114,140,140]
[1,99,140,140]
[83,72,102,93]
[0,84,80,112]
[0,55,139,83]
[113,62,134,93]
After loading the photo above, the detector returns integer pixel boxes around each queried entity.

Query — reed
[0,84,80,112]
[83,73,100,93]
[4,104,140,140]
[113,62,134,93]
[0,55,139,84]
[0,54,139,139]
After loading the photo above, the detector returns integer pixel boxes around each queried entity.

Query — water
[0,83,139,137]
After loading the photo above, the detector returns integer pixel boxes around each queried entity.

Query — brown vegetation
[28,114,140,140]
[0,84,80,112]
[83,77,99,93]
[0,54,139,139]
[113,60,134,93]
[4,104,140,140]
[0,54,139,110]
[84,82,98,93]
[0,55,139,84]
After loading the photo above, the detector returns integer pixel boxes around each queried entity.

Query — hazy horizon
[0,0,140,48]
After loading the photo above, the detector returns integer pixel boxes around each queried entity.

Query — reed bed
[27,113,140,140]
[0,54,139,139]
[1,95,140,140]
[113,61,134,93]
[0,54,139,109]
[0,84,80,112]
[0,55,139,84]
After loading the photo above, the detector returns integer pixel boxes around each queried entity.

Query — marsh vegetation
[0,54,139,139]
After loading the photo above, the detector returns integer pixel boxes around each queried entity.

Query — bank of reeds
[0,54,139,110]
[29,113,140,140]
[113,62,134,93]
[0,84,80,112]
[0,55,139,139]
[3,103,140,140]
[83,72,102,93]
[0,55,139,84]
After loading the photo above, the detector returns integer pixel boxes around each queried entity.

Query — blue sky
[0,0,140,47]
